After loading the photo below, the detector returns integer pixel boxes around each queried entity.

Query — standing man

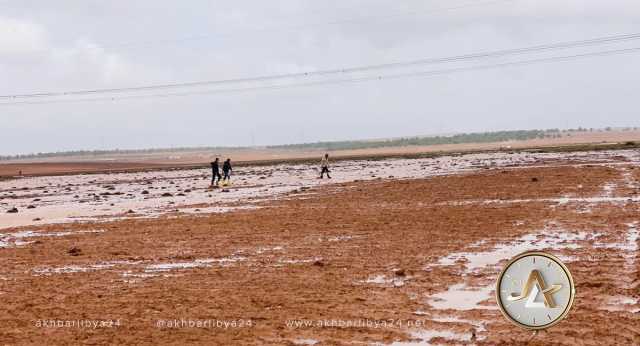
[210,158,221,186]
[319,153,331,179]
[222,158,233,184]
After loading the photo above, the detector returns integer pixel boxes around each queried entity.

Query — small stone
[6,207,18,213]
[68,247,82,256]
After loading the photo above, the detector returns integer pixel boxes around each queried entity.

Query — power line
[2,46,638,106]
[2,32,640,100]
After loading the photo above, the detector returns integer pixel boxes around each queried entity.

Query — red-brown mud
[0,163,638,345]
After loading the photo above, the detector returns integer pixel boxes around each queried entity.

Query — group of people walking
[209,153,332,187]
[210,158,233,187]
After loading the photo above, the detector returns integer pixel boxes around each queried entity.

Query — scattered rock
[313,260,325,267]
[393,280,405,287]
[32,218,42,221]
[6,207,18,213]
[161,192,173,197]
[27,205,36,209]
[531,177,539,182]
[126,209,135,214]
[394,269,406,277]
[68,247,82,256]
[222,189,230,193]
[141,190,149,195]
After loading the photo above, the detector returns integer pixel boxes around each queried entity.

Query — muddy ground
[0,151,639,345]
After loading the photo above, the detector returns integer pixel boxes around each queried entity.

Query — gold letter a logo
[507,270,562,308]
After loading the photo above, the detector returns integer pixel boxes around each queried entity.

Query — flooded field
[1,149,639,345]
[2,149,638,230]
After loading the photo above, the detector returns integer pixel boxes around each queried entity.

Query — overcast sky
[1,0,639,155]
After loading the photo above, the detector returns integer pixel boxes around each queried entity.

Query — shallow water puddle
[255,246,284,254]
[327,235,359,242]
[430,315,486,334]
[388,315,487,346]
[601,295,640,314]
[448,195,640,207]
[3,149,639,230]
[429,229,592,274]
[0,229,105,248]
[427,283,494,311]
[361,274,409,287]
[413,226,599,343]
[33,260,131,275]
[143,256,248,273]
[276,257,322,265]
[31,256,247,278]
[389,329,472,345]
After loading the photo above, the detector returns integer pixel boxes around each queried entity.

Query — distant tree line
[269,127,640,150]
[1,127,638,161]
[0,146,236,161]
[269,129,556,150]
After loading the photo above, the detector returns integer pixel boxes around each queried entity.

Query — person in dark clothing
[222,158,232,183]
[210,158,221,186]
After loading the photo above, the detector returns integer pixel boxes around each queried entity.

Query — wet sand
[0,150,639,345]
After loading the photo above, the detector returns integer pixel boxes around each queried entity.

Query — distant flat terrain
[1,130,639,178]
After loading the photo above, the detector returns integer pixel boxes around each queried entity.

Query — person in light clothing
[319,153,331,179]
[222,158,233,183]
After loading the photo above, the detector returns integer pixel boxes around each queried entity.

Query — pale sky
[1,0,639,155]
